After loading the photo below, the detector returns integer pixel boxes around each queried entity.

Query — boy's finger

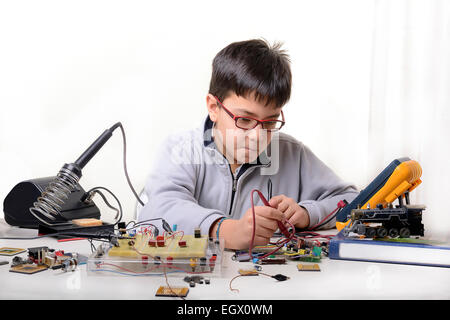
[255,224,276,239]
[268,195,285,207]
[253,235,272,246]
[283,205,296,220]
[255,206,284,221]
[255,215,279,231]
[276,200,290,213]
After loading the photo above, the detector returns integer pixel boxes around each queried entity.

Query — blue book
[329,231,450,268]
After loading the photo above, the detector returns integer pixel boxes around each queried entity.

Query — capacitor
[156,235,165,247]
[190,258,197,272]
[156,239,165,247]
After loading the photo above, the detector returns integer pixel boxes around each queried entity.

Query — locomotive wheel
[399,227,411,238]
[388,228,399,238]
[365,227,376,238]
[377,227,388,238]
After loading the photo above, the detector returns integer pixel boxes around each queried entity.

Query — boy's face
[206,92,282,166]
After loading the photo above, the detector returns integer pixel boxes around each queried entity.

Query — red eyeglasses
[214,96,285,132]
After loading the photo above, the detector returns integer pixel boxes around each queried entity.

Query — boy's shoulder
[277,132,306,152]
[161,124,205,148]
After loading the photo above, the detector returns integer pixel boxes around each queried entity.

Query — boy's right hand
[219,206,284,250]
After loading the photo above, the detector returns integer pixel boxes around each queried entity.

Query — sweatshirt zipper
[227,163,258,216]
[228,167,238,216]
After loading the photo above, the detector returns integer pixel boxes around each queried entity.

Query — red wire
[249,190,343,260]
[249,189,296,260]
[308,206,340,230]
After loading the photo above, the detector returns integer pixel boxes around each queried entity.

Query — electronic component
[155,286,189,298]
[231,252,252,262]
[108,234,209,258]
[271,274,289,281]
[51,258,78,272]
[87,231,223,276]
[0,247,26,256]
[183,275,205,284]
[10,263,48,274]
[256,257,286,265]
[297,263,321,271]
[11,256,30,267]
[238,269,259,276]
[7,246,83,275]
[284,245,323,262]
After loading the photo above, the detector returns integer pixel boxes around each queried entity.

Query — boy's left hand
[269,195,310,229]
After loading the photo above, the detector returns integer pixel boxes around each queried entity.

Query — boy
[138,39,359,250]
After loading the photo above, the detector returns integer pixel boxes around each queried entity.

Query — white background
[0,0,449,238]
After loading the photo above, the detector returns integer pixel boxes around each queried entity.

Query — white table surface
[1,219,449,300]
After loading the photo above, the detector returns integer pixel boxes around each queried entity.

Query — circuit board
[108,234,209,259]
[10,264,48,274]
[87,232,223,277]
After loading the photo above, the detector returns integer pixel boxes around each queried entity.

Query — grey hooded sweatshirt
[137,116,359,235]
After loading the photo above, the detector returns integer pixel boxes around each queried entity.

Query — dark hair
[209,39,292,108]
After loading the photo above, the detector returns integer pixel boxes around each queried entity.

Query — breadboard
[108,234,208,259]
[87,233,223,277]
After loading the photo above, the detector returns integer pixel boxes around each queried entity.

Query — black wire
[0,232,62,240]
[88,239,96,253]
[116,123,145,207]
[84,186,123,227]
[267,178,273,199]
[125,223,158,232]
[125,221,136,229]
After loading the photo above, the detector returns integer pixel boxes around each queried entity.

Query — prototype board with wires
[86,231,224,277]
[108,234,209,259]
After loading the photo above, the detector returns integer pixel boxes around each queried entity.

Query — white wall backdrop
[0,0,448,238]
